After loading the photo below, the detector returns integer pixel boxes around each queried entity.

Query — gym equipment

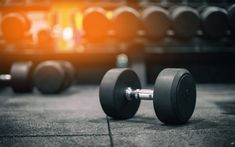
[170,6,200,39]
[99,68,196,125]
[83,7,109,41]
[0,62,33,93]
[142,6,171,40]
[112,6,142,41]
[37,29,53,45]
[1,12,31,43]
[200,6,228,39]
[33,61,75,94]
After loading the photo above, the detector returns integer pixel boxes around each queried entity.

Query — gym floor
[0,85,234,147]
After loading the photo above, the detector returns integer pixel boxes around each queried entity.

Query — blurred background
[0,0,235,85]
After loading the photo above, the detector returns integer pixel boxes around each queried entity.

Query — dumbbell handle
[0,74,11,81]
[125,87,153,100]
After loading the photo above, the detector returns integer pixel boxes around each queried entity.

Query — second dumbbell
[33,60,75,94]
[0,62,33,93]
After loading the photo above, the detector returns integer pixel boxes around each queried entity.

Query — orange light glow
[48,2,84,52]
[62,27,73,41]
[74,12,83,30]
[106,11,113,20]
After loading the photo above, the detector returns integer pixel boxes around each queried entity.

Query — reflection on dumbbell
[142,6,171,40]
[112,6,142,41]
[33,61,75,94]
[171,6,200,39]
[1,12,31,43]
[0,62,33,93]
[200,6,228,39]
[83,7,109,41]
[99,68,196,125]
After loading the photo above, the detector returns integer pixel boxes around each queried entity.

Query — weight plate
[113,6,142,41]
[59,61,75,89]
[11,62,33,93]
[1,13,31,42]
[153,68,196,124]
[34,61,65,94]
[99,68,141,119]
[142,6,170,39]
[83,7,109,41]
[171,6,200,39]
[201,7,228,39]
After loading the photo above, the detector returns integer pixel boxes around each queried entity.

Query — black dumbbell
[83,7,110,41]
[170,6,200,39]
[141,6,171,40]
[99,68,196,125]
[33,61,75,94]
[200,6,229,39]
[112,6,142,41]
[0,62,33,93]
[1,12,31,43]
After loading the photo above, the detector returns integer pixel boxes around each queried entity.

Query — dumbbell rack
[0,0,235,84]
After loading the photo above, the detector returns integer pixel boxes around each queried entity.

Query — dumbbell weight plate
[154,68,196,124]
[201,7,228,39]
[1,12,31,42]
[142,6,171,39]
[11,62,33,93]
[99,68,141,119]
[83,7,109,41]
[59,61,75,89]
[171,6,200,39]
[112,6,142,41]
[34,61,66,94]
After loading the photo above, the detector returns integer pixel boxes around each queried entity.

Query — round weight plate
[153,68,196,124]
[10,62,33,93]
[99,68,141,119]
[1,12,31,42]
[34,61,65,94]
[201,7,228,39]
[142,6,171,39]
[171,6,200,39]
[83,7,109,41]
[37,29,53,44]
[112,6,142,41]
[59,61,75,89]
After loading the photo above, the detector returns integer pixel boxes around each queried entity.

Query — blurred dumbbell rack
[0,0,235,84]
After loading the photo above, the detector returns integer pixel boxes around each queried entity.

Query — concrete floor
[0,85,234,147]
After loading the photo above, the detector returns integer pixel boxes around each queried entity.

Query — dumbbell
[200,6,229,39]
[170,6,200,39]
[112,6,142,41]
[0,62,33,93]
[33,60,75,94]
[141,6,171,40]
[36,28,54,49]
[99,68,196,124]
[83,7,110,41]
[1,12,31,43]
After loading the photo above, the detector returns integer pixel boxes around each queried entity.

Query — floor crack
[106,116,114,147]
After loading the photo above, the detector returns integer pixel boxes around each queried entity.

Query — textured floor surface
[0,85,234,147]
